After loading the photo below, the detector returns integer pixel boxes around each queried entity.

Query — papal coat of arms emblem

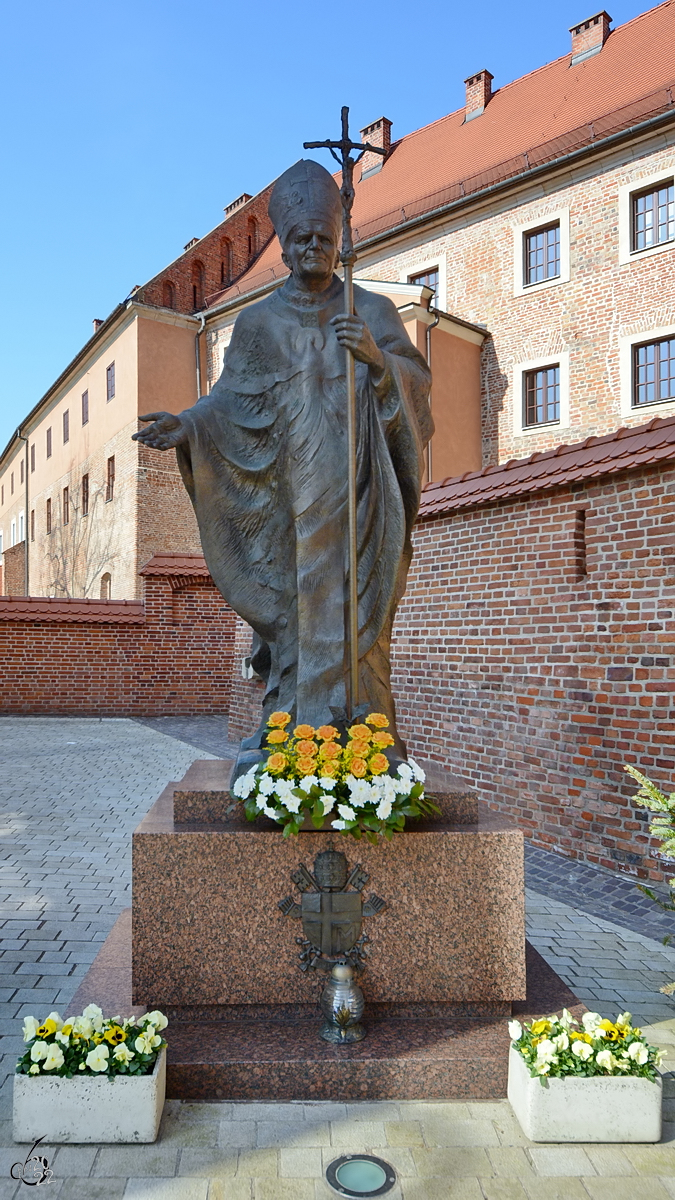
[278,848,385,973]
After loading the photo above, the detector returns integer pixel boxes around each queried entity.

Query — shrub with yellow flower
[233,709,439,842]
[16,1005,168,1079]
[509,1008,662,1082]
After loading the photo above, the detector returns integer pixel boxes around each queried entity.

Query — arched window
[100,572,112,600]
[220,239,232,286]
[191,260,205,310]
[247,217,258,258]
[163,280,175,309]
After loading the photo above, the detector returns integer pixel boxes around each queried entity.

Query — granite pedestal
[125,760,536,1098]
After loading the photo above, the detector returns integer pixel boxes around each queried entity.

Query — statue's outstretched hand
[331,314,385,374]
[132,412,188,451]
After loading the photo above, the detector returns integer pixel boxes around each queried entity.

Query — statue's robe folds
[177,275,432,753]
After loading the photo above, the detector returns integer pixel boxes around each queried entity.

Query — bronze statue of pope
[133,160,432,775]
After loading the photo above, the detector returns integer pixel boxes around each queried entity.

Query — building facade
[2,4,673,598]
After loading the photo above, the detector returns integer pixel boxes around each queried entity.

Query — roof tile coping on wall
[0,598,145,623]
[139,552,211,592]
[139,552,210,577]
[419,413,675,517]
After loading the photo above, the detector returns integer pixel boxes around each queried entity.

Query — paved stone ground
[0,716,674,1199]
[0,718,216,1097]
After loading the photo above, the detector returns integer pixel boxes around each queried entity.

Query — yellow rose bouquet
[16,1004,168,1079]
[232,711,439,842]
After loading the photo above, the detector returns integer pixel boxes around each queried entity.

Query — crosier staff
[303,108,385,717]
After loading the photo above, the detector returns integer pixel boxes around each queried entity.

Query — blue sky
[0,0,652,451]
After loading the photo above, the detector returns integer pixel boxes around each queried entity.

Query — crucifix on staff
[133,109,433,780]
[303,106,387,715]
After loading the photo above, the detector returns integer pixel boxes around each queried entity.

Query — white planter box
[13,1047,166,1144]
[507,1045,662,1142]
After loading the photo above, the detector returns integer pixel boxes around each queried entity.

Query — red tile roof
[139,553,209,577]
[419,414,675,517]
[0,598,145,623]
[207,2,675,310]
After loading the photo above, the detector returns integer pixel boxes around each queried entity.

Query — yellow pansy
[530,1020,551,1037]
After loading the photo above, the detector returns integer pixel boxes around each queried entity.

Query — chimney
[360,117,392,178]
[570,11,612,64]
[464,70,493,121]
[224,193,252,216]
[184,237,200,251]
[92,319,104,333]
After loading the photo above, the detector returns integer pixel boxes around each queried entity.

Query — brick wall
[393,461,675,884]
[228,614,264,741]
[0,556,235,716]
[227,461,674,884]
[137,188,274,315]
[136,444,202,573]
[2,541,25,594]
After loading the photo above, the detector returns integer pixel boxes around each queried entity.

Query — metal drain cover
[326,1154,397,1197]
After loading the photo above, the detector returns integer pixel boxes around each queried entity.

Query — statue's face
[282,220,339,286]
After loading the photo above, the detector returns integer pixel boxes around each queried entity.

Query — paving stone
[217,1121,256,1150]
[253,1181,315,1200]
[582,1178,672,1199]
[583,1146,637,1176]
[384,1121,425,1148]
[622,1145,675,1175]
[329,1120,385,1149]
[521,1180,591,1199]
[177,1149,237,1178]
[93,1146,179,1177]
[59,1180,126,1199]
[346,1102,400,1121]
[279,1147,323,1176]
[257,1121,330,1149]
[207,1182,252,1200]
[528,1146,597,1176]
[486,1148,537,1178]
[235,1149,278,1177]
[52,1146,98,1175]
[479,1182,530,1200]
[231,1103,304,1122]
[303,1103,348,1123]
[419,1118,501,1147]
[124,1181,209,1200]
[398,1179,483,1199]
[411,1147,493,1176]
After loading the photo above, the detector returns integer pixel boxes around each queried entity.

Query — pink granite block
[133,763,525,1010]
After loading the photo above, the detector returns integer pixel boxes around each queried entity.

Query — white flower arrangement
[510,1008,662,1084]
[16,1005,168,1080]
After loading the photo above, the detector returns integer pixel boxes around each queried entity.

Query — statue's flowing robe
[177,275,432,752]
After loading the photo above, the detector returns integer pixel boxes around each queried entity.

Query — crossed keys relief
[278,848,386,973]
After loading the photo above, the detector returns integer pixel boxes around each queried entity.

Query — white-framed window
[619,324,675,417]
[512,351,570,437]
[18,511,24,542]
[619,169,675,265]
[513,208,570,297]
[400,250,447,312]
[10,519,16,547]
